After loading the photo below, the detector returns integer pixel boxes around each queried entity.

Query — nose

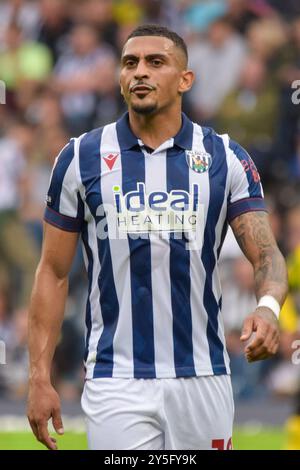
[134,59,149,80]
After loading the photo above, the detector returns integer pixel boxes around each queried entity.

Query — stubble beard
[131,102,158,115]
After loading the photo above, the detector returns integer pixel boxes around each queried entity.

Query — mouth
[130,84,154,96]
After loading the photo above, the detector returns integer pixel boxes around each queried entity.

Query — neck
[128,104,182,149]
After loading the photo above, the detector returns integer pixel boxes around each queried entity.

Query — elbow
[35,260,69,286]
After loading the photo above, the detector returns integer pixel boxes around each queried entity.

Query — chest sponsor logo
[109,183,204,248]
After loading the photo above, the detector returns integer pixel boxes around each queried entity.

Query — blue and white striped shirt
[45,112,266,379]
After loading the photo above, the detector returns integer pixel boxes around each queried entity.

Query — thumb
[52,408,64,435]
[240,316,254,341]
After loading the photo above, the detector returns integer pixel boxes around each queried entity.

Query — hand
[27,379,64,450]
[240,307,280,362]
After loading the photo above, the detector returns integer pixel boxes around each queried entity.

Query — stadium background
[0,0,300,450]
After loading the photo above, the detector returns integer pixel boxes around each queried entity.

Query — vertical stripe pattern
[167,117,196,377]
[202,129,228,374]
[116,119,156,378]
[44,112,267,379]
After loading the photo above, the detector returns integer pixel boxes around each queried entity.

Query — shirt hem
[85,365,231,379]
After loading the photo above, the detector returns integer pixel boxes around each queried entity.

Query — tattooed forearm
[231,211,288,305]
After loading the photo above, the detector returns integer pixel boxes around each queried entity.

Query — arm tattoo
[231,211,288,305]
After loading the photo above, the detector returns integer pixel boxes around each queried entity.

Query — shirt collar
[116,111,194,152]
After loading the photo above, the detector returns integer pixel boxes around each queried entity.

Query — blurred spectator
[268,0,300,19]
[0,22,52,111]
[0,0,41,42]
[270,18,300,175]
[0,122,39,309]
[26,86,66,130]
[73,0,119,51]
[51,23,117,135]
[0,307,29,399]
[187,15,247,122]
[267,204,300,397]
[36,0,73,64]
[216,54,278,175]
[0,283,13,360]
[227,0,264,34]
[112,0,144,27]
[0,280,29,399]
[246,17,287,66]
[23,125,70,246]
[278,202,300,448]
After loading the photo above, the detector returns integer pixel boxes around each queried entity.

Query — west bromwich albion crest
[186,150,212,173]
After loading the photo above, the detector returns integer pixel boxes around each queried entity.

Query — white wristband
[257,295,280,319]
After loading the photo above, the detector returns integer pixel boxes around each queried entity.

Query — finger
[246,330,280,361]
[37,421,57,450]
[251,328,274,351]
[28,418,39,440]
[246,351,269,363]
[240,316,255,341]
[260,328,279,355]
[269,335,280,355]
[247,326,278,354]
[265,328,279,348]
[271,343,279,355]
[52,408,64,435]
[245,323,269,351]
[246,343,271,362]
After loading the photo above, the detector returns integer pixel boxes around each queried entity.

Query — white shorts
[81,375,234,450]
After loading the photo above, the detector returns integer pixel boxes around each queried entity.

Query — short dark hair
[126,24,188,64]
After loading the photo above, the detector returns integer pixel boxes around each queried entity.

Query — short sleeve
[44,139,84,232]
[227,140,267,223]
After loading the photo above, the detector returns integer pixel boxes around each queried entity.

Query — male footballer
[27,24,288,450]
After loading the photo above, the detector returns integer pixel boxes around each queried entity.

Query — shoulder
[193,123,229,146]
[201,126,251,163]
[194,123,231,158]
[191,123,256,176]
[54,139,76,169]
[78,122,116,150]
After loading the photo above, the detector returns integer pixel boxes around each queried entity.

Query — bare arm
[27,222,79,450]
[230,211,288,362]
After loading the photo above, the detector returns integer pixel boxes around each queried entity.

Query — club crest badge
[185,150,212,173]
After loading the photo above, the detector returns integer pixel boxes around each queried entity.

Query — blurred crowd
[0,0,300,408]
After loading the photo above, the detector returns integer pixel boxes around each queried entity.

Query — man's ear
[178,70,195,94]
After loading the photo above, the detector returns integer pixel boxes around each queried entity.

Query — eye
[124,59,136,68]
[151,59,162,66]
